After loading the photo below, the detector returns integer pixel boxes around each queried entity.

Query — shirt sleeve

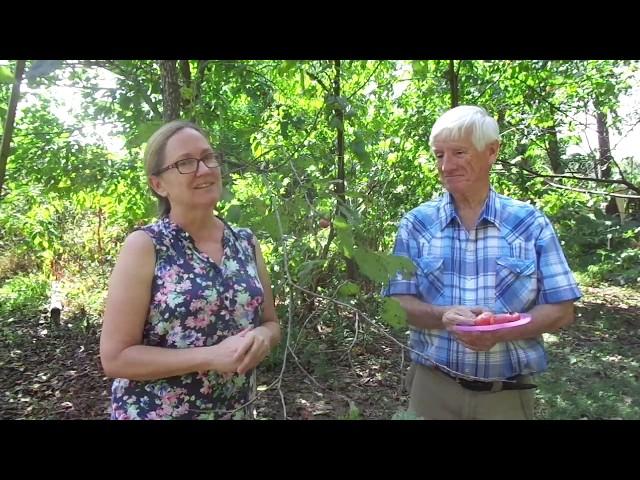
[535,214,582,304]
[382,216,420,297]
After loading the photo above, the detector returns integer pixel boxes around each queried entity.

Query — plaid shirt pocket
[416,256,445,303]
[495,257,537,312]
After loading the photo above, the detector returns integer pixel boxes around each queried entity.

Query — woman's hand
[232,326,274,375]
[208,327,253,374]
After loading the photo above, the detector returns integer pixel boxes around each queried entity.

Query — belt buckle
[455,375,501,393]
[434,363,505,392]
[455,376,487,392]
[490,381,504,393]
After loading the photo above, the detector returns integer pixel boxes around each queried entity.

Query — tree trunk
[179,60,192,114]
[594,98,613,179]
[189,60,210,122]
[0,60,26,200]
[544,123,564,173]
[448,60,459,108]
[332,60,357,280]
[160,60,181,122]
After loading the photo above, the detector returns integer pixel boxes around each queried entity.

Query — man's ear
[149,175,167,197]
[487,140,500,165]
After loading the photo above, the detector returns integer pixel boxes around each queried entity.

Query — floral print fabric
[110,216,263,420]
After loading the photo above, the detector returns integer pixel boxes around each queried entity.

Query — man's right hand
[442,306,489,331]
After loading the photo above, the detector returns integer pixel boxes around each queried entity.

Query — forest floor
[1,285,639,420]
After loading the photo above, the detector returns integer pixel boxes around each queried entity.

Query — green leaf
[129,121,164,147]
[291,115,305,130]
[334,217,354,255]
[336,204,361,226]
[251,198,268,216]
[349,138,370,165]
[225,204,242,224]
[338,281,360,297]
[25,60,63,80]
[328,116,344,131]
[279,60,298,76]
[280,120,289,140]
[381,254,416,280]
[261,212,280,240]
[180,86,194,100]
[260,211,288,241]
[0,66,14,84]
[221,186,234,203]
[297,260,325,283]
[380,297,407,329]
[353,248,387,283]
[411,60,429,78]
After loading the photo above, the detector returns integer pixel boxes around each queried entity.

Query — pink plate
[453,314,532,332]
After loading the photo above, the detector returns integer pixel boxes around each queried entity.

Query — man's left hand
[454,330,502,352]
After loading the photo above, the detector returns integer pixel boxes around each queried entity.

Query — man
[383,105,581,420]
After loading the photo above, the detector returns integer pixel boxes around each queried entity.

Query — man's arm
[392,295,448,329]
[501,301,574,340]
[385,216,488,331]
[455,213,580,351]
[454,300,575,351]
[393,295,488,330]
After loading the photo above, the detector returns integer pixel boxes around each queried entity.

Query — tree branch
[305,69,330,93]
[346,61,383,100]
[90,60,162,120]
[498,158,640,195]
[541,180,640,199]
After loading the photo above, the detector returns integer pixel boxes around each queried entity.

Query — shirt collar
[437,188,501,231]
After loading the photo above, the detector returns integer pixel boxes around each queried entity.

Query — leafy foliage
[0,59,639,419]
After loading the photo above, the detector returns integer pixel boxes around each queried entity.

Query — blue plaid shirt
[383,188,581,380]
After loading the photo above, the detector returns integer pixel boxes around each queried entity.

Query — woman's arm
[234,239,281,375]
[100,230,245,381]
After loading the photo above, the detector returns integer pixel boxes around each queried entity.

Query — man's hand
[454,330,502,352]
[442,306,489,331]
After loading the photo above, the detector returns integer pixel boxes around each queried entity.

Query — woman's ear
[149,175,167,197]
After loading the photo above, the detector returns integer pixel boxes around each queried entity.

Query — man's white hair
[429,105,501,150]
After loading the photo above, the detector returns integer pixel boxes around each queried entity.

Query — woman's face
[151,128,223,212]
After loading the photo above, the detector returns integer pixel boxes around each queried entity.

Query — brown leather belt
[433,364,538,392]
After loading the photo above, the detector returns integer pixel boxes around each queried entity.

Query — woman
[100,121,280,419]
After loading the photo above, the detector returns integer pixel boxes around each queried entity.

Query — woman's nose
[194,159,210,175]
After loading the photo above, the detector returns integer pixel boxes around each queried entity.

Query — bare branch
[305,69,330,93]
[542,180,640,199]
[471,63,510,104]
[498,158,640,195]
[93,60,162,120]
[346,61,384,100]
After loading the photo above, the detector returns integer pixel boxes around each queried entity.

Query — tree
[160,60,181,121]
[0,60,26,199]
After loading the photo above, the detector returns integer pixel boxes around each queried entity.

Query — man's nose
[440,153,453,171]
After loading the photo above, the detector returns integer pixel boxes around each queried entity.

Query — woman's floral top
[110,216,264,420]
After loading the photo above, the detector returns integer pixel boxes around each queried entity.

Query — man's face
[431,134,499,198]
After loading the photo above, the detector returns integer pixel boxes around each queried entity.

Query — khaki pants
[406,363,535,420]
